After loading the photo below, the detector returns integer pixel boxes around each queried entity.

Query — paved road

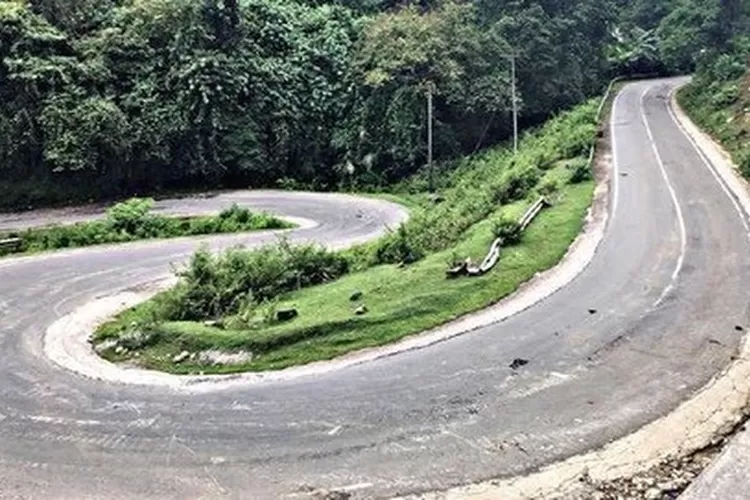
[1,78,748,499]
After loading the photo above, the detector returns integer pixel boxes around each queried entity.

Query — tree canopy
[0,0,747,208]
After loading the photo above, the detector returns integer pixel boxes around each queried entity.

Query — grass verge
[93,96,605,374]
[95,168,593,374]
[677,58,750,175]
[0,198,291,257]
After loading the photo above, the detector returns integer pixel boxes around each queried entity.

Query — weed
[569,158,592,184]
[492,216,523,246]
[166,240,349,320]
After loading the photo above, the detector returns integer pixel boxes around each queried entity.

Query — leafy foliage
[679,35,750,183]
[373,224,424,265]
[0,0,623,208]
[166,241,350,320]
[392,99,598,256]
[612,0,749,76]
[492,216,522,246]
[0,198,288,255]
[2,0,748,208]
[106,197,155,235]
[607,26,663,76]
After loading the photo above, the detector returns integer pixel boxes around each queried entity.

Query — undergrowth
[678,38,750,176]
[0,198,289,256]
[94,96,602,373]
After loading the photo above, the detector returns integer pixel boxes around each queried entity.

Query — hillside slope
[679,53,750,175]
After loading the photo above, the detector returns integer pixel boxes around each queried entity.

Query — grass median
[93,99,601,374]
[0,198,291,257]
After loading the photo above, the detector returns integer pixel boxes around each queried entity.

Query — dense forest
[0,0,746,208]
[678,1,750,178]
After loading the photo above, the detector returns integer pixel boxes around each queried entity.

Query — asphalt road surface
[1,78,748,499]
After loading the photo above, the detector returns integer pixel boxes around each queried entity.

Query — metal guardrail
[448,197,549,278]
[519,196,548,231]
[447,74,652,279]
[0,237,22,254]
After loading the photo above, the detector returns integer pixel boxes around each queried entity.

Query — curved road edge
[43,149,612,392]
[402,80,750,500]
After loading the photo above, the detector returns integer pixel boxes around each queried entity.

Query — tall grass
[162,241,350,320]
[130,98,600,324]
[368,99,598,263]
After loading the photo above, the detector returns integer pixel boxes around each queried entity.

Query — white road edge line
[610,86,622,222]
[664,86,750,238]
[407,77,750,500]
[639,86,688,308]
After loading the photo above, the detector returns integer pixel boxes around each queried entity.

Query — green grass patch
[95,174,593,374]
[0,198,291,257]
[93,97,602,374]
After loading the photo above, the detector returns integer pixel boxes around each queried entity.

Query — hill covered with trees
[0,0,746,208]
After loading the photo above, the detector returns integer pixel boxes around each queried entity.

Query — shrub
[168,241,350,320]
[2,198,288,257]
[106,198,155,235]
[219,204,251,223]
[188,217,222,235]
[492,167,540,204]
[538,178,560,197]
[373,224,424,265]
[492,216,522,246]
[569,158,592,184]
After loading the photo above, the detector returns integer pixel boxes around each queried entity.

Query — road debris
[509,358,529,370]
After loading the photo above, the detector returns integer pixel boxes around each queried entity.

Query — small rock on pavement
[172,351,190,364]
[349,290,363,302]
[354,305,368,315]
[644,487,661,499]
[276,308,298,322]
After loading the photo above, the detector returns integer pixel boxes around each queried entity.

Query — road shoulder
[395,80,750,500]
[672,84,750,500]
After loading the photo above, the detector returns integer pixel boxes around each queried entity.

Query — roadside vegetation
[4,0,747,371]
[93,100,598,373]
[678,37,750,176]
[0,198,289,257]
[0,0,647,210]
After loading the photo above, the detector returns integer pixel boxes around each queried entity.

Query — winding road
[1,77,749,499]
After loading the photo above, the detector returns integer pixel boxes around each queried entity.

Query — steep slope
[679,53,750,174]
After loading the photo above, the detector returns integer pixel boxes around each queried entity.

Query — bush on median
[163,240,350,321]
[3,199,288,255]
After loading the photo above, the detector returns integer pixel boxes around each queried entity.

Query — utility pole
[427,84,434,192]
[508,53,518,154]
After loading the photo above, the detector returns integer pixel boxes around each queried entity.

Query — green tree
[346,1,513,182]
[608,26,663,76]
